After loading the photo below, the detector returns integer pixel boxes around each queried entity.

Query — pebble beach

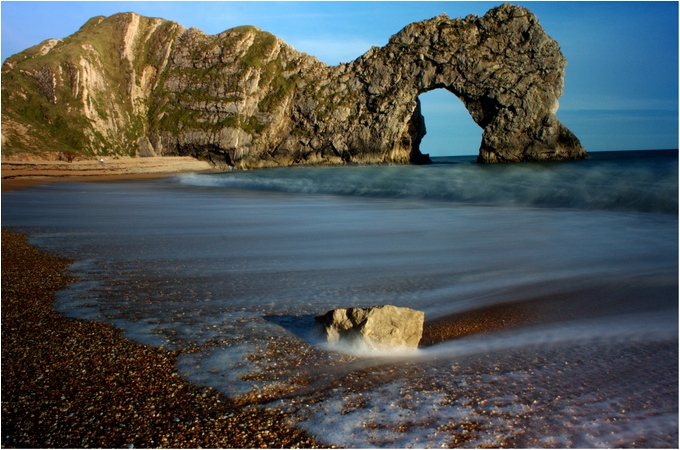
[1,228,323,448]
[0,222,519,448]
[2,163,318,448]
[2,153,677,447]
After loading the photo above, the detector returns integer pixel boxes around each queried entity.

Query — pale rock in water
[1,4,585,166]
[314,305,424,352]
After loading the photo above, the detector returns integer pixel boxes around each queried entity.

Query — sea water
[2,150,677,447]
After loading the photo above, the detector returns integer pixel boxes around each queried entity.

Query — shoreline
[2,224,675,446]
[1,228,321,448]
[0,224,541,447]
[3,155,676,447]
[1,156,216,191]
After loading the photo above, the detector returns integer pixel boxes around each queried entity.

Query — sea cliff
[1,4,586,168]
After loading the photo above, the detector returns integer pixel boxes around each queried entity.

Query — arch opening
[417,89,482,158]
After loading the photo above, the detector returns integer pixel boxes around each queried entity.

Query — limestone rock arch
[282,3,586,166]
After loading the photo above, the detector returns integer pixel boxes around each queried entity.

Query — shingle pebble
[1,228,322,448]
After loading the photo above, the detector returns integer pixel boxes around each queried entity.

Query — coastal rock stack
[1,4,585,167]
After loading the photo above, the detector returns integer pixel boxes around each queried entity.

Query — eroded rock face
[1,4,585,165]
[314,305,425,351]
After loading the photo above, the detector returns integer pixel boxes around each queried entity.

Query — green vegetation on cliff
[1,13,166,157]
[2,5,586,167]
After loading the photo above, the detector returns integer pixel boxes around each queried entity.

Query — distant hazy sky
[2,1,678,156]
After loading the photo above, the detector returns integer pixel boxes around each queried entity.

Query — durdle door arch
[279,4,586,168]
[179,3,589,169]
[338,3,587,164]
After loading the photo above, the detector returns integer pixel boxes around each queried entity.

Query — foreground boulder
[314,305,424,351]
[2,4,585,166]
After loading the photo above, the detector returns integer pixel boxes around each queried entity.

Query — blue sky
[2,1,678,156]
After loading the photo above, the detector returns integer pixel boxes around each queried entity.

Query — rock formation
[314,305,424,351]
[1,4,586,167]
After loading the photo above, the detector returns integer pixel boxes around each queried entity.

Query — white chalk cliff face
[1,4,586,167]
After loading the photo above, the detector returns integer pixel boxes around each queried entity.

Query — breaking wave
[176,150,677,214]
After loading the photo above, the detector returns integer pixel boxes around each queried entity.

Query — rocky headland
[1,4,586,169]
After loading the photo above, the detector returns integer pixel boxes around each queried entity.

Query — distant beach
[1,156,215,191]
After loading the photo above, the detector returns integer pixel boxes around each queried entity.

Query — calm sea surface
[3,150,678,447]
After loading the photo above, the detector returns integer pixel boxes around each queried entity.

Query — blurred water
[177,150,678,214]
[2,150,677,447]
